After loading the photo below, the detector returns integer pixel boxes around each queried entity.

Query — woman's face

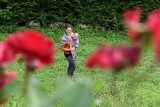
[65,27,72,36]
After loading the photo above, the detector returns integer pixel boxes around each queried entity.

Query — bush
[1,0,160,30]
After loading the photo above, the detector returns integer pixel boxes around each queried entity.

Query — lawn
[1,27,160,107]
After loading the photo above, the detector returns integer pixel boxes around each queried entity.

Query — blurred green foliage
[1,0,160,31]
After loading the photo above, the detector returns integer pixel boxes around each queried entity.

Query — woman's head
[65,24,72,36]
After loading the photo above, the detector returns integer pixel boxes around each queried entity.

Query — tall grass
[1,27,160,107]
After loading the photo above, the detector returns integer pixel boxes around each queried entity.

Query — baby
[72,33,79,39]
[71,32,79,48]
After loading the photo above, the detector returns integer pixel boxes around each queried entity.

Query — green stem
[109,72,121,107]
[22,70,30,92]
[125,67,135,106]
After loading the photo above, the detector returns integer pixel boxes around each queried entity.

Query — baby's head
[72,33,79,39]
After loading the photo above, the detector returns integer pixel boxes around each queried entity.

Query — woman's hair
[65,24,72,29]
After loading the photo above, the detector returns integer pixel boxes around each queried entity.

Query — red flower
[0,42,15,67]
[85,45,112,69]
[146,10,160,61]
[85,45,141,71]
[6,30,56,70]
[153,31,160,61]
[0,70,17,89]
[123,8,142,25]
[122,45,141,65]
[146,10,160,33]
[26,59,43,71]
[123,8,142,41]
[109,45,141,70]
[109,47,126,70]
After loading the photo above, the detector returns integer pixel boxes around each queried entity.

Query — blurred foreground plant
[0,29,93,107]
[0,30,55,106]
[1,7,160,107]
[0,30,91,107]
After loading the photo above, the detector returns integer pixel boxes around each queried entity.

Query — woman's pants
[65,54,76,77]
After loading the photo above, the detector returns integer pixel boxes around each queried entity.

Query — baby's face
[72,33,78,39]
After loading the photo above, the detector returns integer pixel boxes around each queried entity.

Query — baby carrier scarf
[61,34,79,60]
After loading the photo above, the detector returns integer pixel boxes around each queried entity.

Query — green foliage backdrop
[1,0,160,30]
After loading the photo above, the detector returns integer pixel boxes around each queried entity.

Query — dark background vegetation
[1,0,160,32]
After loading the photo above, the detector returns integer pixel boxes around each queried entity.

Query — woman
[60,24,79,77]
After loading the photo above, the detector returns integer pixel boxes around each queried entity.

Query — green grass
[1,27,160,107]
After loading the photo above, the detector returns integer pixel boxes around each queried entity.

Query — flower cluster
[85,8,160,71]
[85,45,141,71]
[123,8,160,60]
[0,29,56,105]
[6,30,56,70]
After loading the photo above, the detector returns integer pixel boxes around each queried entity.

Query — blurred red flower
[146,10,160,33]
[85,45,141,71]
[123,8,142,41]
[0,42,15,67]
[0,70,17,105]
[109,47,126,70]
[146,10,160,60]
[85,45,113,69]
[123,8,160,61]
[6,30,56,70]
[122,45,141,65]
[26,59,44,71]
[153,31,160,61]
[0,70,17,89]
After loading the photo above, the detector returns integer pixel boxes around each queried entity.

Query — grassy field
[1,27,160,107]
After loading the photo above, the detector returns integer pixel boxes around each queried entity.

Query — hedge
[0,0,160,31]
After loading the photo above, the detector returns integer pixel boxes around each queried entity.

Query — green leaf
[26,78,48,107]
[39,77,92,107]
[63,83,92,107]
[43,78,92,107]
[0,81,23,101]
[40,78,75,107]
